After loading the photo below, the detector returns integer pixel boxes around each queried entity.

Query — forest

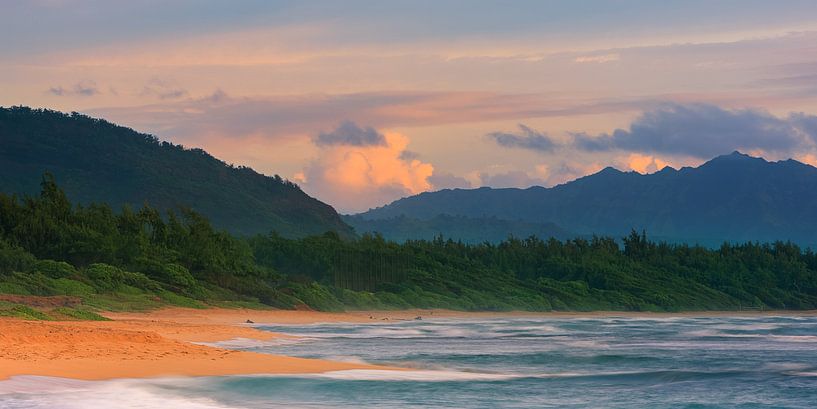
[1,175,816,319]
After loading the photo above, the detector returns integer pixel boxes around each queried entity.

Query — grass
[50,307,111,321]
[0,301,53,320]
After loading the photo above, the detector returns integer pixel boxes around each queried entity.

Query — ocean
[2,315,816,408]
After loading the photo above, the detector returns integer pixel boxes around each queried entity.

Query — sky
[3,0,817,212]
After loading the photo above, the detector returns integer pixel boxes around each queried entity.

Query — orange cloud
[627,153,668,174]
[300,131,433,212]
[796,153,817,167]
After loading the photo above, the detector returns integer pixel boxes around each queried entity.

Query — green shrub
[35,260,78,279]
[123,271,162,291]
[290,283,345,311]
[338,289,386,310]
[0,240,35,274]
[0,282,31,295]
[85,263,125,290]
[49,278,96,296]
[156,263,197,288]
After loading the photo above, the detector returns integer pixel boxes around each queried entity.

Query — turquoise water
[1,316,816,408]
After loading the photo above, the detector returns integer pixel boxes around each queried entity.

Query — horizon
[3,1,817,212]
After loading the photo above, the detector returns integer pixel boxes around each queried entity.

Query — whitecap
[684,330,761,338]
[0,377,236,409]
[790,371,817,377]
[311,369,521,382]
[769,335,817,343]
[193,337,300,349]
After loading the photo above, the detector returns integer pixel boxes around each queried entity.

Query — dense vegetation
[358,152,817,247]
[0,106,353,238]
[1,176,816,317]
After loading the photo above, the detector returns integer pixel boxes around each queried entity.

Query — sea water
[2,316,816,408]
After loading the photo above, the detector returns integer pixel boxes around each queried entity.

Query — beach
[2,308,816,382]
[0,310,395,381]
[2,309,817,408]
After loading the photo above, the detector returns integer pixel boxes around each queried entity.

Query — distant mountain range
[0,106,353,238]
[343,214,572,243]
[352,152,817,246]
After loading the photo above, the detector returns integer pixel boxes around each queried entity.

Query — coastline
[0,315,393,381]
[2,307,816,382]
[104,307,817,326]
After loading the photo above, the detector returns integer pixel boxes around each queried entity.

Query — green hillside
[0,106,353,238]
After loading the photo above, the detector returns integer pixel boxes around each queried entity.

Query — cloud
[300,127,433,213]
[790,112,817,144]
[479,170,542,189]
[314,121,387,147]
[89,90,649,146]
[476,159,606,189]
[574,53,619,63]
[571,103,817,158]
[489,124,557,152]
[140,78,188,100]
[398,150,420,160]
[625,153,669,174]
[47,86,66,96]
[47,80,100,97]
[428,171,472,190]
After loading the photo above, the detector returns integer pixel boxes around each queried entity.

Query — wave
[709,323,781,331]
[684,329,763,338]
[276,323,567,341]
[791,371,817,377]
[303,368,774,383]
[193,337,301,349]
[0,377,236,409]
[683,330,817,343]
[310,369,523,382]
[769,335,817,343]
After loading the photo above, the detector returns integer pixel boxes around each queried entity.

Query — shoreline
[2,307,816,382]
[104,307,817,326]
[0,315,394,382]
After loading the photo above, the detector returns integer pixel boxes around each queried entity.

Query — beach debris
[414,316,423,320]
[245,319,254,324]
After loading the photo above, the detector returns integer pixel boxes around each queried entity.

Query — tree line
[1,175,816,312]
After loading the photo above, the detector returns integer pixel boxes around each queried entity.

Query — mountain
[343,213,572,243]
[0,106,353,238]
[356,152,817,246]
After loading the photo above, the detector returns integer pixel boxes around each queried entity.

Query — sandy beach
[0,312,393,381]
[2,308,816,382]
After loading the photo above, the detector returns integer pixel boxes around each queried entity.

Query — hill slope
[357,152,817,245]
[0,106,353,238]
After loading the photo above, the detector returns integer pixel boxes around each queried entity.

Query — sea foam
[0,377,236,409]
